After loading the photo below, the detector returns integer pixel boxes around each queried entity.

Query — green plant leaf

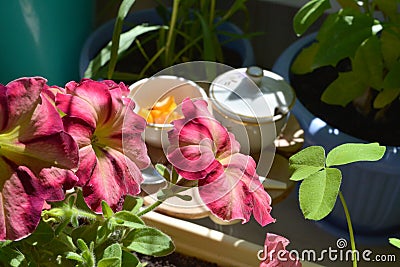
[195,11,216,61]
[24,220,54,246]
[290,165,324,181]
[374,87,400,108]
[326,143,386,167]
[123,196,144,214]
[84,25,163,79]
[113,211,146,229]
[293,0,331,36]
[102,201,115,219]
[104,243,122,259]
[123,227,175,257]
[353,35,383,89]
[0,247,25,267]
[174,194,193,201]
[72,222,100,245]
[155,164,170,181]
[108,0,137,78]
[383,60,400,89]
[291,42,320,74]
[77,239,90,252]
[314,9,375,68]
[98,258,121,267]
[389,238,400,249]
[66,252,84,262]
[299,168,342,220]
[122,251,142,267]
[381,28,400,69]
[289,146,326,167]
[289,146,325,181]
[98,244,122,267]
[321,71,367,106]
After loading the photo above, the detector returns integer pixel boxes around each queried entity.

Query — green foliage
[389,238,400,249]
[292,0,400,118]
[0,191,175,266]
[84,0,252,82]
[289,143,386,220]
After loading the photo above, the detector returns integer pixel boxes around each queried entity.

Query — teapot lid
[209,66,295,123]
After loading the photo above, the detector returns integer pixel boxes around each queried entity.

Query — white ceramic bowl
[209,67,295,155]
[129,75,209,148]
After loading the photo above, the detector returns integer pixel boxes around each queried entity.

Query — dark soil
[290,58,400,146]
[136,252,219,267]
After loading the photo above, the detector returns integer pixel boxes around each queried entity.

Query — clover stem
[339,191,357,267]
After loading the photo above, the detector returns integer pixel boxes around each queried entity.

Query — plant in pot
[272,0,400,243]
[0,76,308,266]
[80,0,256,83]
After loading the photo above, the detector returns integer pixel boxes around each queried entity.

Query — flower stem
[339,191,357,267]
[137,200,163,217]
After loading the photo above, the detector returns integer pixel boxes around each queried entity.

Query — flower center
[0,126,21,155]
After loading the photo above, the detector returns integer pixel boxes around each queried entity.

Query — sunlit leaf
[314,9,375,68]
[293,0,331,35]
[108,0,137,78]
[289,146,326,167]
[326,143,386,167]
[389,238,400,249]
[84,25,163,78]
[299,168,342,220]
[113,211,146,229]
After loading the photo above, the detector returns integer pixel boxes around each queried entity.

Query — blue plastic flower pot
[0,0,95,86]
[79,8,255,80]
[273,33,400,245]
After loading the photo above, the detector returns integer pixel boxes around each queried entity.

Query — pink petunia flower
[167,98,275,226]
[56,79,150,213]
[260,233,302,267]
[0,77,79,241]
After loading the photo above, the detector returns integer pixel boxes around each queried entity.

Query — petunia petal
[199,171,253,223]
[18,93,64,141]
[167,141,220,180]
[109,102,150,170]
[62,117,94,148]
[75,145,97,187]
[5,132,79,172]
[260,233,302,267]
[82,148,143,213]
[4,77,45,131]
[56,93,97,129]
[65,80,113,125]
[0,166,45,241]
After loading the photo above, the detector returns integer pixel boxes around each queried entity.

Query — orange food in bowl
[138,96,183,124]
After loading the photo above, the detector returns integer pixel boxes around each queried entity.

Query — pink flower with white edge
[56,79,150,213]
[167,98,275,226]
[0,77,79,241]
[260,233,302,267]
